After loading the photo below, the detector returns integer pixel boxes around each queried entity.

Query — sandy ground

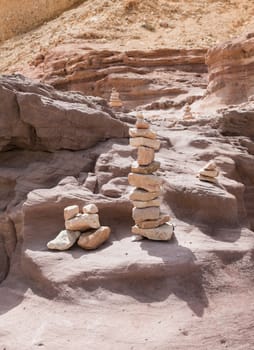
[1,0,254,74]
[1,277,254,350]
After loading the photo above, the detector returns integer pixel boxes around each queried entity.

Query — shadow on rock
[139,234,209,317]
[0,279,28,316]
[77,234,209,318]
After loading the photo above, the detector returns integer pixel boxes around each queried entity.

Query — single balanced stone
[108,87,123,108]
[47,204,111,250]
[128,112,174,241]
[197,160,219,183]
[183,103,194,120]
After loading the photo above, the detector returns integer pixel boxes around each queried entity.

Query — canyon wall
[0,0,82,42]
[204,32,254,108]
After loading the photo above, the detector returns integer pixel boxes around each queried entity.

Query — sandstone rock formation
[0,74,128,152]
[1,16,254,350]
[21,46,207,110]
[203,32,254,109]
[128,113,174,240]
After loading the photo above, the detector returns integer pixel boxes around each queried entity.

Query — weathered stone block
[65,213,100,231]
[77,226,111,250]
[47,229,80,250]
[64,205,79,220]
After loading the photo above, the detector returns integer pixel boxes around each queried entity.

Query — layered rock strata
[47,204,110,250]
[128,113,173,241]
[204,32,254,108]
[21,45,207,110]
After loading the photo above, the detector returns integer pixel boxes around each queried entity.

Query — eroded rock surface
[0,74,128,152]
[203,32,254,108]
[0,37,254,316]
[22,45,207,110]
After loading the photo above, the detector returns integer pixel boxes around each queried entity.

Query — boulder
[0,75,129,152]
[77,226,111,250]
[47,229,80,250]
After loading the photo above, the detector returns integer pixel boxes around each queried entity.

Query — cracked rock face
[0,74,128,152]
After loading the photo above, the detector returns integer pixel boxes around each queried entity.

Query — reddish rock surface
[202,32,254,109]
[22,44,207,110]
[1,34,254,349]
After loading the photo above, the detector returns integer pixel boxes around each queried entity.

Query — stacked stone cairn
[183,103,194,120]
[197,160,219,183]
[108,87,123,108]
[128,113,174,241]
[47,204,111,251]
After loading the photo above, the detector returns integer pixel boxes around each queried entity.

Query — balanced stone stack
[47,204,111,251]
[197,160,219,183]
[128,113,174,241]
[108,88,123,108]
[183,103,194,120]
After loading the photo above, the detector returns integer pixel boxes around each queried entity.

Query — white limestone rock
[47,229,80,251]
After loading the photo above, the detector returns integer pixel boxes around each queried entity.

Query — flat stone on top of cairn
[128,112,174,241]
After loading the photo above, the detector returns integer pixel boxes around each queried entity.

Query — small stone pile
[128,113,174,241]
[197,160,219,183]
[183,103,194,120]
[108,88,123,108]
[47,204,111,251]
